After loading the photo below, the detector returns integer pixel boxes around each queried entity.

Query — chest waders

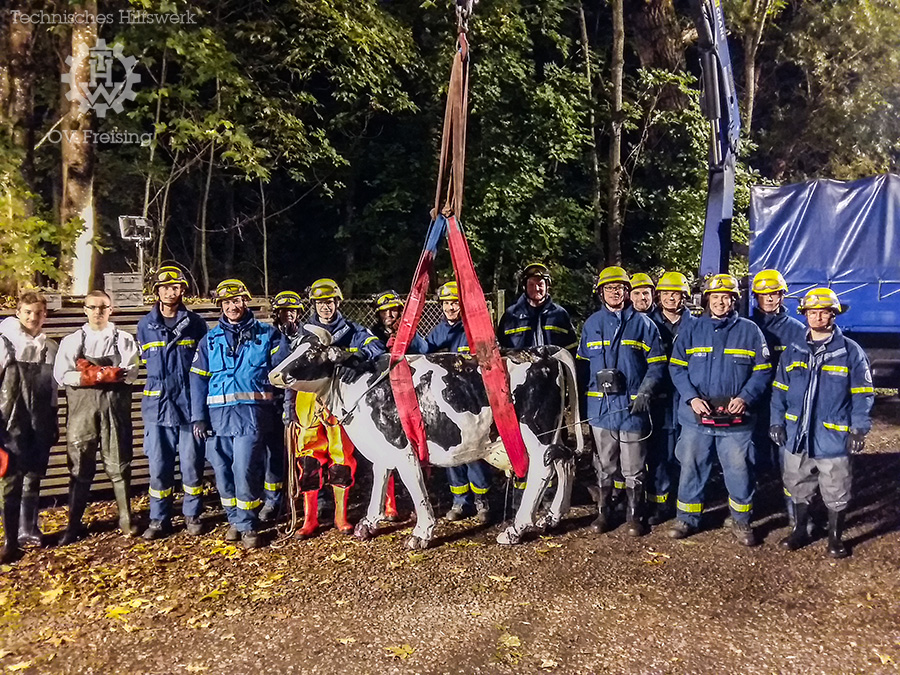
[0,335,58,549]
[61,330,138,543]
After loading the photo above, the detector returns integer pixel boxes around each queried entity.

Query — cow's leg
[393,455,435,550]
[354,463,390,541]
[497,454,553,545]
[537,459,574,531]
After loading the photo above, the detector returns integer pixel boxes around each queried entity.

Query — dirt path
[2,400,899,674]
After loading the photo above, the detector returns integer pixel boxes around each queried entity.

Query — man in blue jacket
[498,263,577,351]
[769,288,873,558]
[750,269,806,476]
[139,266,209,540]
[645,271,694,525]
[190,279,288,549]
[426,281,493,523]
[667,274,773,546]
[371,290,427,355]
[578,266,667,537]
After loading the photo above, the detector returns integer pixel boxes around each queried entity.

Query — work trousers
[206,434,265,532]
[66,386,133,495]
[143,424,205,522]
[448,461,492,506]
[674,424,755,528]
[646,426,679,507]
[591,427,647,490]
[264,427,285,510]
[782,451,851,512]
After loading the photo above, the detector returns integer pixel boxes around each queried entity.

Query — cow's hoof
[354,522,376,541]
[496,527,522,546]
[404,535,430,550]
[536,514,562,532]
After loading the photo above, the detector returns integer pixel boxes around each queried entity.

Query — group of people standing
[0,261,873,562]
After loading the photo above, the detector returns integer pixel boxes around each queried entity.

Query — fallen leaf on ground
[7,662,33,672]
[873,651,894,665]
[337,637,356,645]
[40,587,65,605]
[198,587,226,602]
[489,575,516,584]
[185,665,208,673]
[255,573,284,588]
[539,658,559,670]
[105,605,131,620]
[385,644,414,659]
[329,553,348,563]
[499,633,522,648]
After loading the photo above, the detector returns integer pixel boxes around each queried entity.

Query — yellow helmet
[521,262,552,286]
[437,281,459,301]
[595,266,631,291]
[656,271,690,294]
[153,265,188,291]
[308,278,343,302]
[630,272,655,290]
[373,290,404,312]
[751,269,788,295]
[214,278,252,303]
[703,273,740,297]
[272,290,303,310]
[798,287,843,314]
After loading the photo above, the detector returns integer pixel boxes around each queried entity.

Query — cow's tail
[549,348,584,457]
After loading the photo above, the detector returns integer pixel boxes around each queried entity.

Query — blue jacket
[370,324,428,355]
[498,294,577,350]
[138,304,208,427]
[648,306,694,430]
[771,326,873,459]
[577,304,667,432]
[669,311,773,429]
[426,319,469,353]
[305,313,385,360]
[190,311,289,436]
[751,307,806,369]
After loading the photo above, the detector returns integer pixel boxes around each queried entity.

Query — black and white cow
[269,326,583,549]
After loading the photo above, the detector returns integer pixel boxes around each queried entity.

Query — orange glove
[77,358,125,386]
[0,445,8,477]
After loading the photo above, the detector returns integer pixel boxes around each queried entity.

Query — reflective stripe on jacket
[770,326,873,459]
[426,319,469,354]
[497,294,577,350]
[648,306,694,430]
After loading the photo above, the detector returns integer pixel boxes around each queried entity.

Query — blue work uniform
[750,307,807,473]
[668,310,773,527]
[138,304,208,523]
[771,326,873,510]
[497,294,577,350]
[425,319,492,507]
[190,311,288,532]
[645,306,694,508]
[371,324,428,355]
[306,313,385,359]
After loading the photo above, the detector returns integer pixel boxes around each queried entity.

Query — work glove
[846,429,866,453]
[629,392,652,415]
[77,358,125,386]
[0,445,8,478]
[192,421,213,441]
[338,364,364,384]
[768,425,787,447]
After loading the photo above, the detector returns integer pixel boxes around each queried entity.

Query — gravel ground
[1,398,898,674]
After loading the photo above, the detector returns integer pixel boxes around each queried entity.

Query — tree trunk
[198,140,215,296]
[740,0,775,135]
[1,0,37,189]
[578,2,604,265]
[260,178,269,299]
[143,48,166,220]
[60,0,98,294]
[154,149,180,269]
[623,0,687,110]
[607,0,625,266]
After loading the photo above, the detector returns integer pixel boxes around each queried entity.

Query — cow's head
[268,325,355,396]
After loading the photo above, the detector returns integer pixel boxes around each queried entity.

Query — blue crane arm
[690,0,741,277]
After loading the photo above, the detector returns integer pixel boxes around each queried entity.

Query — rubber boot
[59,480,91,545]
[624,487,648,537]
[780,502,810,551]
[111,479,140,537]
[333,486,353,534]
[383,474,399,522]
[826,509,850,559]
[590,486,614,534]
[1,497,22,564]
[295,491,319,539]
[18,492,43,547]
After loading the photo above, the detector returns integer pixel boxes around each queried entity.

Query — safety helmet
[521,262,552,286]
[751,269,788,295]
[214,278,252,303]
[373,290,404,312]
[630,273,655,290]
[437,281,459,302]
[153,265,188,291]
[272,290,303,310]
[798,287,843,314]
[308,278,343,302]
[703,273,740,297]
[595,266,631,291]
[656,271,690,294]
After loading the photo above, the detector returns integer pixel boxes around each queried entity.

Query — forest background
[1,0,899,314]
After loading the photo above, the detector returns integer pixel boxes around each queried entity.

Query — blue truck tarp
[750,173,900,334]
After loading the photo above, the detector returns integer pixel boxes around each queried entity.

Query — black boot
[624,487,648,537]
[18,492,43,547]
[111,479,140,537]
[590,486,615,533]
[780,502,810,551]
[826,509,850,559]
[59,480,91,545]
[1,498,22,564]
